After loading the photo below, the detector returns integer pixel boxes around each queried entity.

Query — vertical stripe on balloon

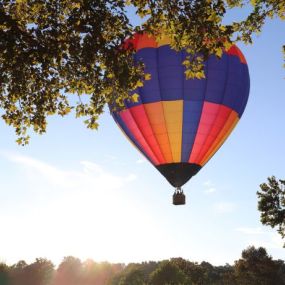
[119,109,159,165]
[181,101,204,162]
[144,102,173,162]
[112,113,152,164]
[200,111,239,166]
[162,101,183,162]
[128,105,166,164]
[189,102,221,164]
[191,104,233,164]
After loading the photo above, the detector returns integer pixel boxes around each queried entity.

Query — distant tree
[217,265,237,285]
[149,260,189,285]
[214,264,238,285]
[9,260,28,285]
[257,176,285,247]
[0,263,9,285]
[109,261,159,285]
[139,261,159,282]
[234,246,285,285]
[81,259,124,285]
[9,259,54,285]
[0,1,284,144]
[53,256,82,285]
[1,252,284,285]
[274,259,285,284]
[118,266,145,285]
[171,258,236,285]
[171,258,203,284]
[199,261,220,283]
[26,258,55,285]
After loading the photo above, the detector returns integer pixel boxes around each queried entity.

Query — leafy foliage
[0,248,284,285]
[257,176,285,246]
[0,263,9,285]
[0,0,284,143]
[53,256,83,285]
[0,0,142,144]
[234,246,285,285]
[9,259,54,285]
[117,266,145,285]
[149,261,189,285]
[81,260,123,285]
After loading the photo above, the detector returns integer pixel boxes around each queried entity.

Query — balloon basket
[172,187,186,205]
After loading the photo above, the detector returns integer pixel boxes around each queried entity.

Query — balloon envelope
[111,33,250,188]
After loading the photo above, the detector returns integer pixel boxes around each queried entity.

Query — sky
[0,6,285,267]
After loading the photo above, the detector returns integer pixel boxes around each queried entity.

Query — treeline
[0,246,285,285]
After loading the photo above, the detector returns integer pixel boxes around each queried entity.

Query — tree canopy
[149,261,189,285]
[0,247,284,285]
[0,0,284,144]
[257,176,285,247]
[234,246,285,284]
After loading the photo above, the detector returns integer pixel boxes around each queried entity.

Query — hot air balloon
[110,33,250,205]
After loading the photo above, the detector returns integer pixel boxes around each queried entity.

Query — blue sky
[0,8,284,266]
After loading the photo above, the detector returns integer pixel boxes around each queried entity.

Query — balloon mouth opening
[156,163,201,188]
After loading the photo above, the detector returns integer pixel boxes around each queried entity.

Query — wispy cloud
[213,202,236,214]
[203,180,217,194]
[205,187,217,194]
[0,151,166,265]
[136,158,146,164]
[1,151,136,191]
[104,154,118,162]
[245,235,283,250]
[204,180,214,187]
[235,227,264,235]
[235,226,284,249]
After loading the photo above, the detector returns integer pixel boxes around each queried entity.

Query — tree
[257,176,285,246]
[171,258,236,285]
[0,263,9,285]
[0,1,284,144]
[0,0,142,145]
[234,246,285,285]
[9,260,28,285]
[25,258,55,285]
[118,267,145,285]
[52,256,82,285]
[81,259,124,285]
[8,259,55,285]
[149,261,189,285]
[109,262,155,285]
